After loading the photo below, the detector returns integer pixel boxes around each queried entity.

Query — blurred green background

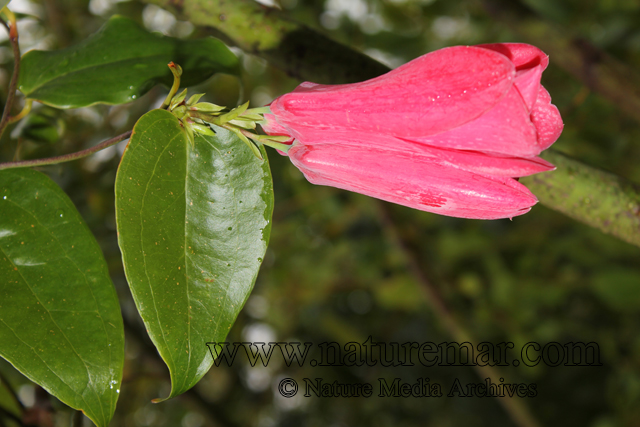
[1,0,640,426]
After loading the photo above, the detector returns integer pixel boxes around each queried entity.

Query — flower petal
[531,87,564,150]
[513,66,543,112]
[408,86,540,157]
[287,143,538,219]
[480,43,549,112]
[479,43,549,71]
[270,46,515,137]
[288,128,554,177]
[419,146,556,177]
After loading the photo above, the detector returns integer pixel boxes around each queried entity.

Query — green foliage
[18,15,239,108]
[13,107,65,144]
[115,109,273,399]
[0,169,124,427]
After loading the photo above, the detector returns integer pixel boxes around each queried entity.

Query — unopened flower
[262,43,563,219]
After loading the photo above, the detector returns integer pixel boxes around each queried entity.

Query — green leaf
[0,169,124,427]
[18,15,239,108]
[115,109,273,399]
[12,107,65,144]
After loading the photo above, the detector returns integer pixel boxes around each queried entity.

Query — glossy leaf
[18,15,239,108]
[115,109,273,399]
[0,169,124,427]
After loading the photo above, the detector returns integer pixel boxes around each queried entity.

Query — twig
[0,131,132,170]
[0,11,22,140]
[375,201,542,427]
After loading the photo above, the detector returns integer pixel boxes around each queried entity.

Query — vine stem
[0,9,22,140]
[0,131,132,170]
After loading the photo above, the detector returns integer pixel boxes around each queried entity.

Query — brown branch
[0,131,132,170]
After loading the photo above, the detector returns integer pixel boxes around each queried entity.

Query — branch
[142,0,389,84]
[0,11,22,139]
[0,131,132,170]
[522,149,640,247]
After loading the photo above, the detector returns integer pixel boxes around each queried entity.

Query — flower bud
[262,43,564,219]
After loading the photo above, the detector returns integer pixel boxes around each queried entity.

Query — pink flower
[262,43,563,219]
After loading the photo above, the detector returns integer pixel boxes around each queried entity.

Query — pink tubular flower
[262,43,564,219]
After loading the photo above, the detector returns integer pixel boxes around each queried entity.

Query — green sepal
[229,118,257,130]
[170,88,188,110]
[190,102,226,113]
[186,93,205,106]
[191,123,216,136]
[226,126,262,160]
[217,101,249,125]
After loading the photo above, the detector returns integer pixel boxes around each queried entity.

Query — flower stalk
[161,62,183,110]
